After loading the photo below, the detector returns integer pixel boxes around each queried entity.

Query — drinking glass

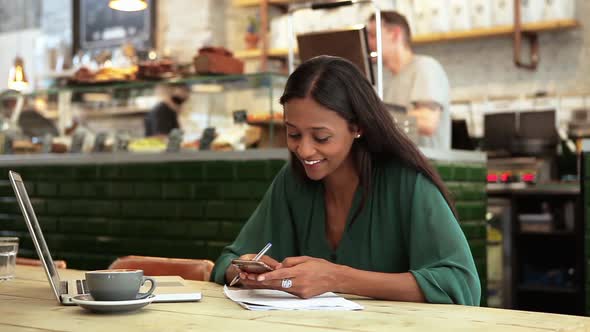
[0,237,19,280]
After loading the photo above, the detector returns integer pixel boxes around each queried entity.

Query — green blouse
[211,160,481,305]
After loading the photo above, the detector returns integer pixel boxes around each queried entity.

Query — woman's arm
[404,174,481,305]
[251,256,425,301]
[336,265,425,302]
[210,164,298,284]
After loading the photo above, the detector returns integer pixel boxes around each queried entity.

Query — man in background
[144,83,190,137]
[368,11,451,150]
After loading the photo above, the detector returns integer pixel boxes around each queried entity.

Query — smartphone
[231,259,274,274]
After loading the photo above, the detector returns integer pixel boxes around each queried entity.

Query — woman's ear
[349,124,363,139]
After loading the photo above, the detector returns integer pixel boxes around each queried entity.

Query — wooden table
[2,266,590,331]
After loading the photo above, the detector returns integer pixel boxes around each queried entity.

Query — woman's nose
[297,138,316,159]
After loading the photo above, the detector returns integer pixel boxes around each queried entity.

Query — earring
[355,134,361,139]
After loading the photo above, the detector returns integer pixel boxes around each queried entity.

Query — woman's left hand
[248,256,344,298]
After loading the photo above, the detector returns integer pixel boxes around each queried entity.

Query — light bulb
[7,56,29,91]
[108,0,147,12]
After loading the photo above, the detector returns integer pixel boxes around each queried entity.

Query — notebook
[223,285,363,311]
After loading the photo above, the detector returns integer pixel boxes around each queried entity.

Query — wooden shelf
[235,19,579,59]
[235,48,295,59]
[413,19,580,44]
[232,0,299,7]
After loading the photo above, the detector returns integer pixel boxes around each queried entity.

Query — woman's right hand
[226,254,280,288]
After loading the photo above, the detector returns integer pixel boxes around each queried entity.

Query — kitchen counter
[0,148,485,166]
[0,149,290,166]
[487,182,579,195]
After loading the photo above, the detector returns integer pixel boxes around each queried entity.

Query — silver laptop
[9,171,202,305]
[297,25,374,84]
[9,170,86,305]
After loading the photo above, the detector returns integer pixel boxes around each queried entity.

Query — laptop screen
[9,171,62,300]
[297,25,374,85]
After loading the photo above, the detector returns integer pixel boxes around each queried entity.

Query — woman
[211,56,480,305]
[144,83,190,137]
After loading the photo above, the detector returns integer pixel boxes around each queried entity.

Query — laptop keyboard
[76,279,88,294]
[61,279,88,295]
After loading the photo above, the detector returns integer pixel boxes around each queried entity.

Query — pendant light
[7,56,29,91]
[8,1,30,92]
[109,0,148,12]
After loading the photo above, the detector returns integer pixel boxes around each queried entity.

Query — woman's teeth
[304,159,322,165]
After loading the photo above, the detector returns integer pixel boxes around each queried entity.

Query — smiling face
[284,97,360,181]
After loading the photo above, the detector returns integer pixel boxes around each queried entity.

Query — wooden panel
[235,20,579,59]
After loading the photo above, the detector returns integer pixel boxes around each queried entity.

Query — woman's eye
[314,136,330,143]
[287,133,301,139]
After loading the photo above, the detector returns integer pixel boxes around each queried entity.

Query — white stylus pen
[229,242,272,287]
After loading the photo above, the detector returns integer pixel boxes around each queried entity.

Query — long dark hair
[279,56,458,219]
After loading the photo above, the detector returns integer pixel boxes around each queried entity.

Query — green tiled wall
[437,162,488,307]
[0,158,486,305]
[0,160,284,270]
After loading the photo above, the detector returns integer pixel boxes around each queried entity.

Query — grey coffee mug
[85,269,157,301]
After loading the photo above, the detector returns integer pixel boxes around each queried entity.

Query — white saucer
[72,294,155,313]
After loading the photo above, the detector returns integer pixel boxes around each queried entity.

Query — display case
[0,72,287,154]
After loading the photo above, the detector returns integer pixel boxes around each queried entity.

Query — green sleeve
[210,164,298,284]
[407,174,481,305]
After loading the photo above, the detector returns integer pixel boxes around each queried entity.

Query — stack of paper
[223,285,363,311]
